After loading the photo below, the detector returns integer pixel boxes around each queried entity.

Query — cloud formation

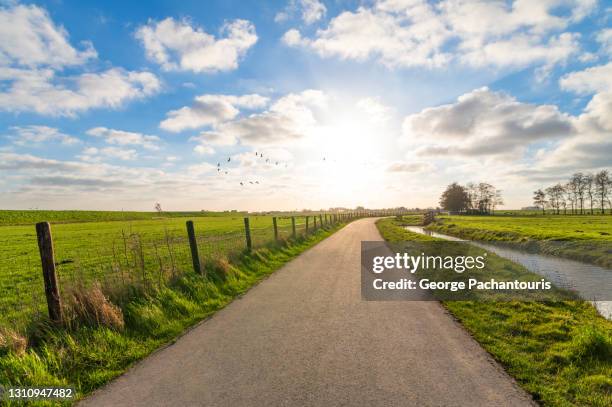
[275,0,326,24]
[283,0,592,70]
[403,87,574,158]
[7,125,79,146]
[160,94,269,133]
[86,127,161,150]
[0,4,160,116]
[136,17,257,73]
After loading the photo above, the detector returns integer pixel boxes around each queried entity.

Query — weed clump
[63,283,124,331]
[0,328,27,356]
[203,257,232,281]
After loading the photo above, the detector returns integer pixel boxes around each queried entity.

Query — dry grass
[202,257,232,281]
[0,328,27,356]
[63,282,125,331]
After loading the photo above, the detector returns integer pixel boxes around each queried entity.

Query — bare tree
[533,189,546,214]
[492,189,504,214]
[570,172,587,214]
[546,184,565,215]
[584,173,595,214]
[594,170,611,214]
[154,202,163,214]
[566,178,579,214]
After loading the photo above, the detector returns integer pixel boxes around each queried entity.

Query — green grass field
[432,215,612,240]
[0,210,251,226]
[0,214,316,329]
[377,217,612,407]
[0,223,346,404]
[428,215,612,267]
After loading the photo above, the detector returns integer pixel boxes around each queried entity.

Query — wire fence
[0,211,408,330]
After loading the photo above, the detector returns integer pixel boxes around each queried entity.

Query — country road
[80,218,534,407]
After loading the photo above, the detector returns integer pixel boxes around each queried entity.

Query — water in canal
[405,226,612,319]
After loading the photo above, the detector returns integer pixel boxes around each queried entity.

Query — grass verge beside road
[377,216,612,407]
[0,223,345,405]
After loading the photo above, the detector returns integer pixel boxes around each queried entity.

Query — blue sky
[0,0,611,211]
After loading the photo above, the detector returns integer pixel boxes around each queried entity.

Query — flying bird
[240,182,244,186]
[217,162,220,167]
[227,157,231,162]
[255,181,259,184]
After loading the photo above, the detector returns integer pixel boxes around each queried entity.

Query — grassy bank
[376,217,612,407]
[0,222,345,405]
[427,215,612,268]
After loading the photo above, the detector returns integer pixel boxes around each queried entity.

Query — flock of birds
[215,151,327,187]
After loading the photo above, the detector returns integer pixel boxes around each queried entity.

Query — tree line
[440,182,503,214]
[533,170,611,215]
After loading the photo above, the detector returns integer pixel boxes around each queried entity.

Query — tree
[533,189,546,214]
[546,184,564,215]
[440,183,470,213]
[584,173,595,214]
[154,202,163,214]
[594,170,611,214]
[566,179,578,214]
[570,172,587,214]
[492,189,504,214]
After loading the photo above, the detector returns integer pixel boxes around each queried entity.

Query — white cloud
[135,17,257,73]
[284,0,591,69]
[86,127,161,150]
[7,125,79,146]
[0,4,96,68]
[0,152,85,171]
[520,91,612,176]
[183,89,326,152]
[0,4,160,116]
[0,67,160,116]
[559,62,612,94]
[77,146,138,162]
[190,131,237,148]
[160,94,269,133]
[356,97,393,122]
[596,28,612,55]
[212,89,328,145]
[194,144,215,155]
[403,87,574,158]
[275,0,326,25]
[281,29,304,46]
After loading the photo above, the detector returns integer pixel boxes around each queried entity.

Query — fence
[0,210,409,329]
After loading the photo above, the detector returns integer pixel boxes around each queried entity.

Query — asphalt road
[80,218,534,407]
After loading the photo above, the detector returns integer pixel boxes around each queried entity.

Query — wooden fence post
[36,222,62,324]
[313,216,317,229]
[291,216,296,238]
[305,216,309,233]
[244,217,252,251]
[186,220,202,275]
[319,214,323,226]
[273,217,278,241]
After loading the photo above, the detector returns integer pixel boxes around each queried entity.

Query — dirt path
[80,218,534,406]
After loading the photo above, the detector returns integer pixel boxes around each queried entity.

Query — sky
[0,0,611,211]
